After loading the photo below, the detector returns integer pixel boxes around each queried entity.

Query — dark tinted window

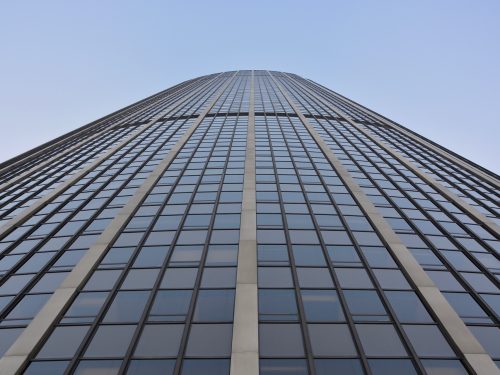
[134,324,184,357]
[259,324,304,357]
[193,290,235,321]
[181,359,230,375]
[150,290,192,321]
[84,325,136,357]
[259,289,298,321]
[315,359,363,375]
[302,290,344,322]
[185,324,232,356]
[260,359,308,375]
[37,326,89,359]
[308,324,357,356]
[127,359,175,375]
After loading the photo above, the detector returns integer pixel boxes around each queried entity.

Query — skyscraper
[0,70,498,375]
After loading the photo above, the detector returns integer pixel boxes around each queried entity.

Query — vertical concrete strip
[0,77,204,193]
[230,71,258,375]
[0,72,238,375]
[269,71,499,375]
[281,73,500,235]
[304,79,500,189]
[0,74,223,239]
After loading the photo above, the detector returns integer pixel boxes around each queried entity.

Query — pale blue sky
[0,1,499,173]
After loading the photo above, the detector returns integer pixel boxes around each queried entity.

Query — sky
[0,1,499,173]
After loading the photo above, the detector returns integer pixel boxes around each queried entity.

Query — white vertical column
[230,71,259,375]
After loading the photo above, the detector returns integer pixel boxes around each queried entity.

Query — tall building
[0,71,498,375]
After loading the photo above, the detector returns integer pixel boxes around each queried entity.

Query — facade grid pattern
[0,70,497,375]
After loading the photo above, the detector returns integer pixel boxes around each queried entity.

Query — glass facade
[0,70,497,375]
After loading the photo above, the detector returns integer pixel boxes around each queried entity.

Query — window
[213,214,240,229]
[101,248,134,267]
[133,247,169,267]
[469,326,500,358]
[355,324,407,356]
[315,359,363,375]
[259,323,304,357]
[327,246,361,266]
[83,270,121,291]
[181,359,230,375]
[361,246,396,268]
[53,250,86,271]
[297,268,334,288]
[352,231,383,246]
[177,230,207,245]
[24,361,69,375]
[302,290,344,322]
[258,267,293,288]
[368,359,417,375]
[292,245,326,266]
[5,294,50,320]
[210,229,240,244]
[114,232,143,247]
[30,272,69,293]
[194,290,235,321]
[257,214,283,227]
[84,325,136,358]
[345,216,372,231]
[403,325,454,357]
[308,324,357,356]
[315,215,342,229]
[421,360,468,375]
[154,216,182,231]
[185,324,232,356]
[144,231,175,246]
[127,360,175,375]
[385,291,433,323]
[103,291,149,323]
[205,245,238,266]
[160,268,198,289]
[259,289,298,321]
[134,324,184,357]
[443,292,489,323]
[17,253,54,273]
[344,290,387,321]
[0,328,23,357]
[373,269,410,290]
[121,269,159,290]
[169,246,203,266]
[409,249,443,269]
[258,230,286,244]
[461,272,498,293]
[200,268,236,288]
[37,326,90,359]
[74,360,122,374]
[258,245,289,265]
[335,268,372,289]
[426,271,464,292]
[260,359,308,375]
[289,230,320,245]
[64,292,108,322]
[441,251,477,272]
[150,290,192,322]
[286,214,314,229]
[321,231,352,245]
